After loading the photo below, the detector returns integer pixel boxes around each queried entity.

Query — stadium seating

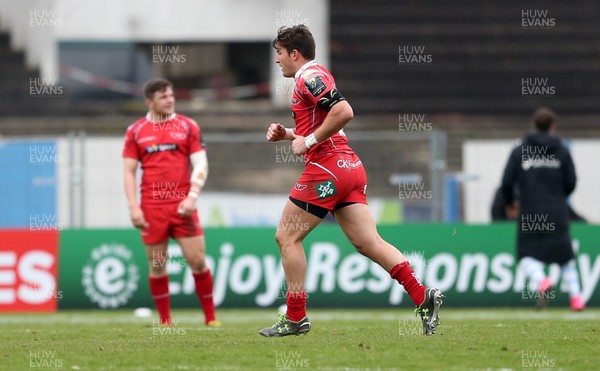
[330,0,600,114]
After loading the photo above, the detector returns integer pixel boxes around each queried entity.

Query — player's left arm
[313,99,353,141]
[178,119,208,217]
[189,150,208,195]
[291,89,353,155]
[178,150,208,217]
[500,147,520,206]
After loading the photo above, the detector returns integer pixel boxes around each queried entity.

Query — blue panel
[0,140,57,228]
[444,175,459,223]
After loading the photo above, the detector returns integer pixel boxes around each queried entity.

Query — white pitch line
[441,310,600,321]
[0,310,597,325]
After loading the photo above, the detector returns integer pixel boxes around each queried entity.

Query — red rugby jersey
[122,113,205,205]
[292,61,354,162]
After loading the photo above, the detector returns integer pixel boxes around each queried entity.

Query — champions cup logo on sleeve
[304,76,327,97]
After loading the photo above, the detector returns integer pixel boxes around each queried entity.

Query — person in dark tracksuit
[501,107,585,311]
[491,186,587,222]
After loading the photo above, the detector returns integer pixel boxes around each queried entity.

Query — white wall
[57,135,133,228]
[570,141,600,223]
[56,136,389,228]
[463,139,600,223]
[463,140,516,223]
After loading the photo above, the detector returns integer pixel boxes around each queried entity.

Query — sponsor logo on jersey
[315,180,336,199]
[337,159,362,169]
[145,143,178,154]
[138,136,156,143]
[294,182,307,191]
[170,132,187,140]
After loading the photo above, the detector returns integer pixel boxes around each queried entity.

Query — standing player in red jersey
[259,25,444,337]
[123,78,221,328]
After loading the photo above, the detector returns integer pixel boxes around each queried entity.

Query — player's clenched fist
[291,133,309,156]
[129,205,149,229]
[266,123,289,141]
[177,196,196,217]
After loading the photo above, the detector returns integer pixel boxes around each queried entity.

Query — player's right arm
[500,147,520,207]
[266,123,295,141]
[123,157,148,229]
[562,149,576,196]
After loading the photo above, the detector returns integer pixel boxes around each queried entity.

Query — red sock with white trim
[286,291,308,322]
[193,270,217,324]
[390,261,427,306]
[149,275,171,325]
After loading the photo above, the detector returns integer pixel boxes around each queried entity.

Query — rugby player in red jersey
[123,79,221,328]
[259,25,444,337]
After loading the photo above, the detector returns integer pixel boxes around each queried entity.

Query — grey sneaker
[414,288,444,336]
[259,313,311,337]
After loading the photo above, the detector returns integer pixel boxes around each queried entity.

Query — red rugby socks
[391,261,427,306]
[193,269,217,324]
[286,291,308,322]
[149,275,172,325]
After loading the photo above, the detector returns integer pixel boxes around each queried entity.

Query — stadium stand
[330,0,600,114]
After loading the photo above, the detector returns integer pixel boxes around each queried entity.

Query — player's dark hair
[272,24,316,60]
[532,106,557,132]
[143,78,173,100]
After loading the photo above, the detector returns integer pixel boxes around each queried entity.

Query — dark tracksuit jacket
[501,131,577,265]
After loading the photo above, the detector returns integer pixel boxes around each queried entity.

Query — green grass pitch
[2,308,599,370]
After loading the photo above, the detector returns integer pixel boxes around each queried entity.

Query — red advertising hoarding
[0,230,59,312]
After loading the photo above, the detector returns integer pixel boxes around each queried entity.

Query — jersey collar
[294,60,317,80]
[145,112,176,123]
